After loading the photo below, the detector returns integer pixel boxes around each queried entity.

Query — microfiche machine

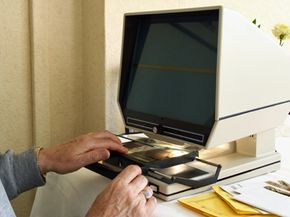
[87,6,290,201]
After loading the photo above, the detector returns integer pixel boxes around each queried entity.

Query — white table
[30,136,290,217]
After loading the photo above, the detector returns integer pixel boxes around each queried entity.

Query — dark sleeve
[0,149,46,200]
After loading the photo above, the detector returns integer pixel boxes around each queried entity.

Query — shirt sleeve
[0,149,46,200]
[0,180,16,217]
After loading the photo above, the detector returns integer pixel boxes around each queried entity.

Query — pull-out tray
[86,135,221,189]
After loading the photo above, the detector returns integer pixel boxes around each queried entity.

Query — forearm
[0,149,45,200]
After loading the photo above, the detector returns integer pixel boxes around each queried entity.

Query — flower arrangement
[272,23,290,46]
[271,23,290,115]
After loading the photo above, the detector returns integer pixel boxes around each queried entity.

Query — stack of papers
[222,179,290,216]
[178,187,277,217]
[178,174,290,217]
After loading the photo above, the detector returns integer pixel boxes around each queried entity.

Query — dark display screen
[119,9,219,145]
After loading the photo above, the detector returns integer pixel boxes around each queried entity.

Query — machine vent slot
[163,126,204,143]
[127,117,157,131]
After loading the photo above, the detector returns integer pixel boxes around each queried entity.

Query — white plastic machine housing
[120,6,290,200]
[205,6,290,191]
[208,7,290,148]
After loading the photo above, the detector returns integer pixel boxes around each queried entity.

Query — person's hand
[86,165,157,217]
[38,131,128,174]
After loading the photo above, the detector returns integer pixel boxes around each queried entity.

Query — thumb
[82,149,110,166]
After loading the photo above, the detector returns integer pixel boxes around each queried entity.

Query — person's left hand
[86,165,157,217]
[37,131,128,175]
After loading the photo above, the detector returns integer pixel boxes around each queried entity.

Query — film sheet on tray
[119,134,195,163]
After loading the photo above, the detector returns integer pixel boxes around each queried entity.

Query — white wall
[31,0,85,146]
[83,0,106,133]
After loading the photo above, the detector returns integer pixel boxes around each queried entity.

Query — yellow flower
[272,23,290,46]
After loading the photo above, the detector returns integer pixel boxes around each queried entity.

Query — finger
[136,186,153,204]
[92,131,122,144]
[141,186,153,199]
[86,138,128,154]
[78,149,110,166]
[135,189,156,213]
[78,137,128,154]
[130,175,148,193]
[146,196,158,216]
[113,165,142,184]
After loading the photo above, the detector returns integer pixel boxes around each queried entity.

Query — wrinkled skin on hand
[86,165,157,217]
[38,131,128,174]
[37,131,156,216]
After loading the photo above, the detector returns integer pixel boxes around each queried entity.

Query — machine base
[149,152,281,201]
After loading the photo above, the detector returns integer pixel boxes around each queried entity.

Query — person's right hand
[86,165,157,217]
[38,131,127,175]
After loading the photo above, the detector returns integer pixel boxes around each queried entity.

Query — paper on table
[178,191,276,217]
[220,174,290,216]
[233,187,290,217]
[212,186,266,215]
[221,172,290,196]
